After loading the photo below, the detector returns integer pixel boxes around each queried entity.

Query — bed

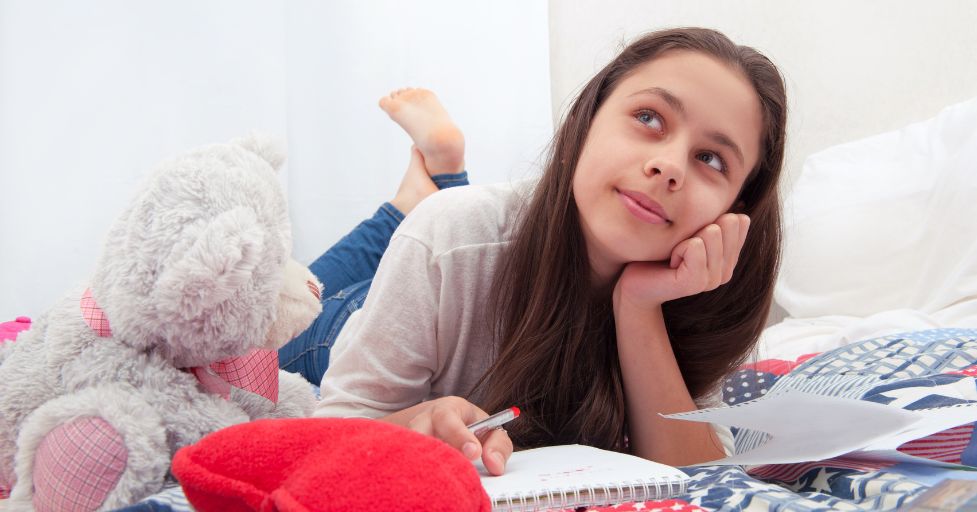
[5,97,977,511]
[113,96,977,511]
[118,328,977,512]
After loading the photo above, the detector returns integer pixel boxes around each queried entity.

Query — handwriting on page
[538,466,592,483]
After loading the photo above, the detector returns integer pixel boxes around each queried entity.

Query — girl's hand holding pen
[380,396,514,475]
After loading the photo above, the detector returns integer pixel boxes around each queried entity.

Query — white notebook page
[476,444,687,501]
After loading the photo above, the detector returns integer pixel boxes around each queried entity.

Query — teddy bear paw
[32,416,127,512]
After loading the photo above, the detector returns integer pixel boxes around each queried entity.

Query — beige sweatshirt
[314,179,733,454]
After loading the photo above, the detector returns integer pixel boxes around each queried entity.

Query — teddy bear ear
[156,207,269,321]
[231,133,286,172]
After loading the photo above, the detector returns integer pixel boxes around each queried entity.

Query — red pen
[466,406,520,437]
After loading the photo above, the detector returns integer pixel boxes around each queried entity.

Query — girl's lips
[617,189,670,224]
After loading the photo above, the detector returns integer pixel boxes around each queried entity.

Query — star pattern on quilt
[553,499,705,511]
[124,328,977,512]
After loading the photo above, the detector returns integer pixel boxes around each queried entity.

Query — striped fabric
[32,416,127,512]
[748,456,891,482]
[898,423,975,463]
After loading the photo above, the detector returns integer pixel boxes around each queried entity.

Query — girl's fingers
[699,224,724,290]
[406,411,435,436]
[717,215,742,284]
[479,427,515,476]
[669,238,692,269]
[681,237,707,291]
[430,402,486,461]
[739,215,751,251]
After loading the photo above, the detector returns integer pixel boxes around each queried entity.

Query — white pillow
[775,97,977,319]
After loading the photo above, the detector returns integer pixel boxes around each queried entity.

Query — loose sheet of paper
[861,404,977,451]
[664,389,923,466]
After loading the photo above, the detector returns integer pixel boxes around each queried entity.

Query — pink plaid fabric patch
[80,289,112,337]
[32,417,127,512]
[192,349,279,403]
[79,290,279,404]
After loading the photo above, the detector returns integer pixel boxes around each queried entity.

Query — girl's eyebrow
[628,86,746,168]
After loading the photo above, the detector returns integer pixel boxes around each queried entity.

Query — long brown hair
[474,28,787,451]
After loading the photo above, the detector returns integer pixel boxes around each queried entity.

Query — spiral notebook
[475,444,689,511]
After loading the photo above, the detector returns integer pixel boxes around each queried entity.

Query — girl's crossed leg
[279,88,469,386]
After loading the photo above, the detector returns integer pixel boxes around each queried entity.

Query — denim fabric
[431,170,469,190]
[278,171,469,386]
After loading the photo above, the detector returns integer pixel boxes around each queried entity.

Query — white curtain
[0,0,553,319]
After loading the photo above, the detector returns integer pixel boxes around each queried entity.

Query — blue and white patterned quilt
[122,328,977,511]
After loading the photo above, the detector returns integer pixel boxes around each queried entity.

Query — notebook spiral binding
[491,476,687,511]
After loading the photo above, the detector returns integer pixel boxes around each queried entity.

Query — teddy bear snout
[261,260,323,350]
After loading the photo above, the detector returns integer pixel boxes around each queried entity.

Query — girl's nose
[642,149,686,190]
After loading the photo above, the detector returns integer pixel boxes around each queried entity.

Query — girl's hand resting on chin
[380,396,514,476]
[614,213,750,310]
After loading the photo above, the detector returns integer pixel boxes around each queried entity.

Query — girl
[279,27,786,476]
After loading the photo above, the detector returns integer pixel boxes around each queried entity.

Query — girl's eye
[635,110,663,132]
[697,152,726,173]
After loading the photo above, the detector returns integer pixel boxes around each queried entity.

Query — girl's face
[572,50,763,283]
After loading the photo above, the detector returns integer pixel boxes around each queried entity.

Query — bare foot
[379,88,465,175]
[389,146,439,215]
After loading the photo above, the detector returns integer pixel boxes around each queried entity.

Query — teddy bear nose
[307,281,321,301]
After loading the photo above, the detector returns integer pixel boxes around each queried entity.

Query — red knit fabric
[172,418,491,512]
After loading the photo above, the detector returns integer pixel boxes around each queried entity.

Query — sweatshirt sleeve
[697,386,735,456]
[314,233,441,419]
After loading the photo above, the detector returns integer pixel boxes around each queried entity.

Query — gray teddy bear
[0,135,323,511]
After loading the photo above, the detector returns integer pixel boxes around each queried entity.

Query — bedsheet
[64,328,977,510]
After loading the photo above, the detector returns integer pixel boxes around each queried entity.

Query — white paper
[663,389,977,467]
[862,404,977,450]
[476,444,687,498]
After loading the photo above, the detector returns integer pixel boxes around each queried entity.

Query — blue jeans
[278,172,470,385]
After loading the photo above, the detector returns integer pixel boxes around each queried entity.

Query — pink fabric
[192,349,280,403]
[0,316,31,343]
[80,289,112,337]
[307,280,321,300]
[32,416,127,512]
[79,289,280,403]
[0,317,29,498]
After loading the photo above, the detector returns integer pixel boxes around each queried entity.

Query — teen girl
[279,27,787,476]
